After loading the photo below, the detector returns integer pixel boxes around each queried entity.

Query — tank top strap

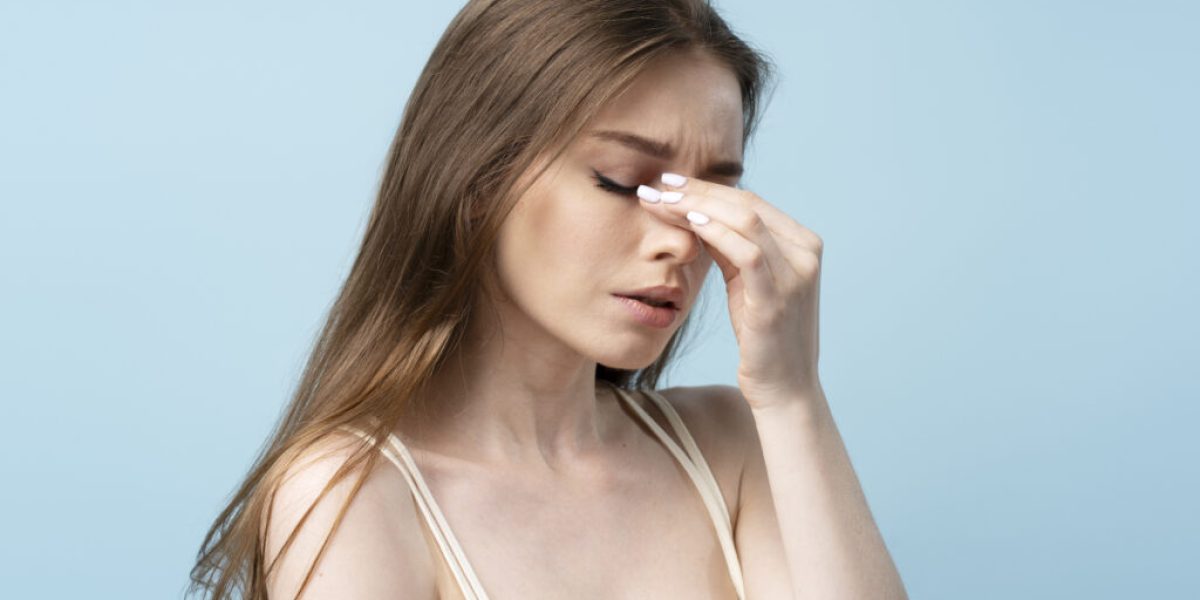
[638,387,736,529]
[607,384,746,600]
[337,422,491,600]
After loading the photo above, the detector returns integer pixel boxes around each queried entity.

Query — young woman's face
[490,49,745,370]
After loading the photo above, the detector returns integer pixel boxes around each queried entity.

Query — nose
[640,203,704,264]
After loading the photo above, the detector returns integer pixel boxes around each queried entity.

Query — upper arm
[696,385,794,600]
[263,433,436,600]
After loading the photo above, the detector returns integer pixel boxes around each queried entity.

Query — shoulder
[659,384,753,420]
[263,430,436,599]
[655,383,757,452]
[652,384,760,500]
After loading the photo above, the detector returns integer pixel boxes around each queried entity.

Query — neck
[404,325,626,471]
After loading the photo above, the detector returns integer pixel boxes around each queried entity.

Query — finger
[637,183,797,290]
[662,173,823,255]
[648,194,780,305]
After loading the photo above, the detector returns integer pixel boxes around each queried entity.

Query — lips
[613,285,686,309]
[614,294,679,328]
[621,295,675,309]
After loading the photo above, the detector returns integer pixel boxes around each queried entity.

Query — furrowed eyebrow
[589,129,744,179]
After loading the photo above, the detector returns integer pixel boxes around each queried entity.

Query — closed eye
[591,169,638,197]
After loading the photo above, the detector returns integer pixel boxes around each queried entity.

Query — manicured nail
[686,210,709,225]
[636,185,661,203]
[661,172,687,187]
[660,191,684,204]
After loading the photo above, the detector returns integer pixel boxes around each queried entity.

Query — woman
[189,1,907,598]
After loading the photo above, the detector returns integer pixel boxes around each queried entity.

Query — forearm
[750,388,907,600]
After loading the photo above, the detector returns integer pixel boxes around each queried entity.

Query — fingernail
[686,210,709,225]
[660,191,684,204]
[636,185,661,203]
[661,172,687,187]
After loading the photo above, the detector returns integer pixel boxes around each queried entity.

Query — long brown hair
[187,1,774,597]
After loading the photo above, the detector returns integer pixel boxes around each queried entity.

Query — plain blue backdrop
[2,1,1196,598]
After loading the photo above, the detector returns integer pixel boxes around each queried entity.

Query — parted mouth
[616,294,677,309]
[612,285,685,310]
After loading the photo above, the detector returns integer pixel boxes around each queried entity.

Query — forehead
[582,50,744,169]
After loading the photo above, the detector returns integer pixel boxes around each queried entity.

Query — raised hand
[637,172,824,409]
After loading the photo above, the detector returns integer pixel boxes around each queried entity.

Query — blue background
[2,1,1196,598]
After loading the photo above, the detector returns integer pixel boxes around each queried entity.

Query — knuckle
[745,247,766,269]
[797,252,821,276]
[734,211,759,232]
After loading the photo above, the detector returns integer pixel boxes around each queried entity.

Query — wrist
[748,385,830,421]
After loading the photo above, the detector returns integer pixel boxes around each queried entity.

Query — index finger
[661,172,819,251]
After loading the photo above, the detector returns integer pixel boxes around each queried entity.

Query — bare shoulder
[263,430,436,599]
[654,384,760,504]
[661,386,795,597]
[656,383,758,454]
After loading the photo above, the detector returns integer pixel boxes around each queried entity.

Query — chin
[593,343,666,371]
[598,358,656,372]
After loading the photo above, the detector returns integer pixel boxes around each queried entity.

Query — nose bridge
[640,206,702,263]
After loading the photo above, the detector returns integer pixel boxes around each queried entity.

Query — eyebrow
[589,129,744,179]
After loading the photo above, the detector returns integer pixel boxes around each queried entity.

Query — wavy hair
[187,1,774,597]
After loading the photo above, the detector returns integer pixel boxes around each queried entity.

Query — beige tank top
[338,384,746,599]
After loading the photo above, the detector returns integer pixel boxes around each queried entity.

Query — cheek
[496,190,615,294]
[529,198,606,261]
[692,255,713,280]
[689,245,716,283]
[690,232,714,264]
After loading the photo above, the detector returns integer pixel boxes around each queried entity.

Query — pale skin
[264,48,907,599]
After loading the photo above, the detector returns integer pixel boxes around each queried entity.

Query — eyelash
[592,169,638,197]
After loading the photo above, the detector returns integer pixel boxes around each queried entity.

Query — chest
[411,436,741,599]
